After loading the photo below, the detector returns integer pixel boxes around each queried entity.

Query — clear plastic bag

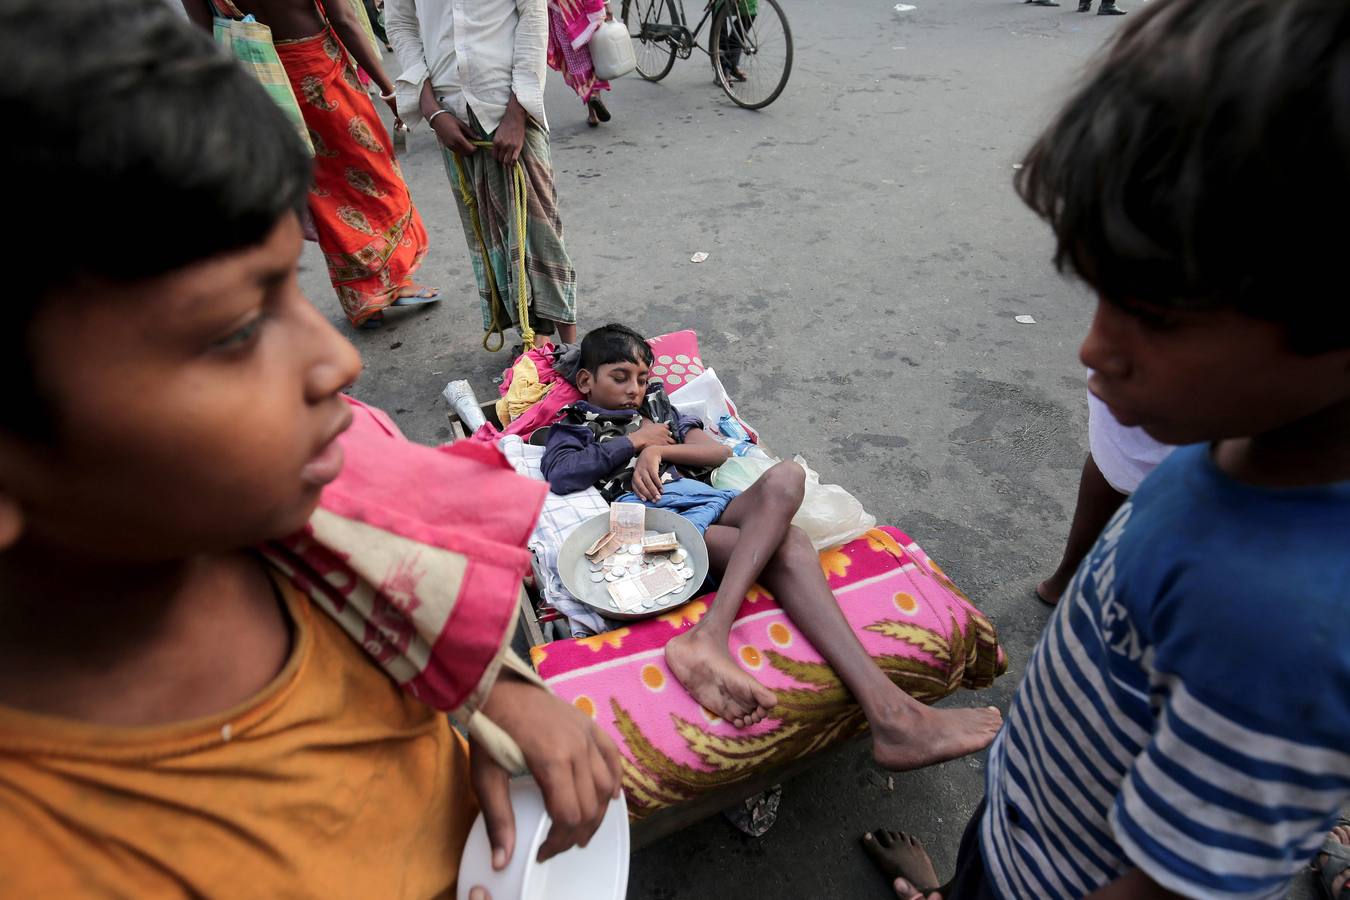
[712,455,877,550]
[790,455,877,550]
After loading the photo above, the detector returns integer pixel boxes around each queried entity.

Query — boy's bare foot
[862,830,941,893]
[664,630,777,728]
[869,703,1002,771]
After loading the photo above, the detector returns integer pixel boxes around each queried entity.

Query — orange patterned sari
[277,29,428,326]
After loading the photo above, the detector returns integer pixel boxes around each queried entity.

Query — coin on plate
[604,571,620,583]
[590,571,605,583]
[627,544,643,555]
[671,549,688,564]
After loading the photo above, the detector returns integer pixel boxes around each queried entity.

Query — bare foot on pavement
[861,828,945,900]
[664,630,777,729]
[870,703,1003,771]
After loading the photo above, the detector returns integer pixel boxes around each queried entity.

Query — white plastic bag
[792,455,877,550]
[712,455,877,551]
[669,367,760,441]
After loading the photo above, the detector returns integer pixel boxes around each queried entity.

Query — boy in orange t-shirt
[0,1,620,896]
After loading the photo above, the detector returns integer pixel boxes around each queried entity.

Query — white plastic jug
[589,18,636,80]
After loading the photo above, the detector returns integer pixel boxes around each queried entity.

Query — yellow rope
[452,141,535,353]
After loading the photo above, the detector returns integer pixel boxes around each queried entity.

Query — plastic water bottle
[718,414,751,443]
[731,440,755,457]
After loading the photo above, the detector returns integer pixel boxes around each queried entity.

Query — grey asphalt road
[292,2,1337,899]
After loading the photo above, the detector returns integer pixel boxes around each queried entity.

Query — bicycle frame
[635,0,731,58]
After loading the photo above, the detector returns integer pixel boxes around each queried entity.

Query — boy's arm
[540,424,637,495]
[630,428,730,501]
[647,426,732,468]
[471,668,623,866]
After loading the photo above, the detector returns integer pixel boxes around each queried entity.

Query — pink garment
[547,0,611,103]
[262,396,548,713]
[478,343,584,443]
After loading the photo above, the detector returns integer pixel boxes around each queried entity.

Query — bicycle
[620,0,793,109]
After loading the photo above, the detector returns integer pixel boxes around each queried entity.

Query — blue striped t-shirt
[981,443,1350,899]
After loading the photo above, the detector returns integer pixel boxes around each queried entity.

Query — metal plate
[557,508,710,621]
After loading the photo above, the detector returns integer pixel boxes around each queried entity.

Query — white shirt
[385,0,548,134]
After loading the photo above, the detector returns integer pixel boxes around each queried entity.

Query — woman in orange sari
[187,0,436,327]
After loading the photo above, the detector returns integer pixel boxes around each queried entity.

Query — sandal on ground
[588,97,611,123]
[358,311,384,329]
[390,287,441,306]
[1025,0,1061,5]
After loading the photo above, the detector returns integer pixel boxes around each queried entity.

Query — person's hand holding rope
[420,78,477,155]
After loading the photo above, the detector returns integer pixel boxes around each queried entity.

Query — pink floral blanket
[530,527,1006,820]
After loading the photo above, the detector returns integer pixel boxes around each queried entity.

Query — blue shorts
[615,478,740,533]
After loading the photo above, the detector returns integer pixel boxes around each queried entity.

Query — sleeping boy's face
[579,359,651,412]
[0,213,364,562]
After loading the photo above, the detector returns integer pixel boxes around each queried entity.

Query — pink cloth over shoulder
[262,396,548,716]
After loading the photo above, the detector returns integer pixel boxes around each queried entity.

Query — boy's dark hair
[1016,0,1350,352]
[578,324,653,374]
[3,0,312,438]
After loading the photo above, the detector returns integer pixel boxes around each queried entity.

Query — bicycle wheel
[711,0,792,109]
[622,0,679,82]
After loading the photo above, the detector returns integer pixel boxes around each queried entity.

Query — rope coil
[452,140,535,353]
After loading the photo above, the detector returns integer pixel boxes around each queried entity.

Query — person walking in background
[548,0,614,127]
[386,0,580,348]
[1078,0,1126,13]
[184,0,439,329]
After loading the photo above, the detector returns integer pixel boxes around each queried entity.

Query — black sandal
[588,97,611,123]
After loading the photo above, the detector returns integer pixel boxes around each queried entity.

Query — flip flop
[390,288,441,307]
[588,98,611,123]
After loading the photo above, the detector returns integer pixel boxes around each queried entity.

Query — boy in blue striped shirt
[867,1,1350,898]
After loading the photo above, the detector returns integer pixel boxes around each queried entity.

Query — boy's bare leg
[662,463,804,728]
[664,463,1000,764]
[753,523,1002,768]
[1035,454,1126,604]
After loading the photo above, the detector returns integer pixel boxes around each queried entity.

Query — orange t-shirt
[0,577,478,898]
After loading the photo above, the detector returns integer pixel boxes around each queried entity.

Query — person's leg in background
[1035,453,1125,604]
[1036,389,1171,604]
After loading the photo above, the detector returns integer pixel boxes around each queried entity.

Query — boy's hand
[631,448,665,501]
[473,670,624,867]
[629,420,673,453]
